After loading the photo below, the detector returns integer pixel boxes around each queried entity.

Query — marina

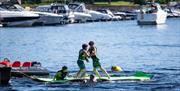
[0,1,180,27]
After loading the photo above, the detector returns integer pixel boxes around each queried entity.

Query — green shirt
[54,70,68,80]
[78,49,88,61]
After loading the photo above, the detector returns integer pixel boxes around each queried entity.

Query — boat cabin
[36,4,71,15]
[141,3,163,14]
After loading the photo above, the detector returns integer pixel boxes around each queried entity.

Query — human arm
[83,50,90,62]
[90,47,97,56]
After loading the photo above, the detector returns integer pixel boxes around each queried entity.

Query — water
[0,18,180,91]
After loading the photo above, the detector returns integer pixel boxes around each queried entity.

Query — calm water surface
[0,18,180,91]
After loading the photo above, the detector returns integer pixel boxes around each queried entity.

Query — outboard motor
[31,61,41,67]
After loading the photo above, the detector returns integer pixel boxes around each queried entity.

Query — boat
[10,61,49,77]
[0,67,11,84]
[88,10,112,21]
[0,7,39,27]
[0,4,66,26]
[137,3,167,25]
[35,4,75,23]
[68,3,112,21]
[96,9,122,21]
[164,8,180,18]
[32,11,64,25]
[68,3,92,23]
[114,10,138,20]
[32,71,153,83]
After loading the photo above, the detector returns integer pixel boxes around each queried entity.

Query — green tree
[157,0,171,4]
[133,0,146,5]
[24,0,41,4]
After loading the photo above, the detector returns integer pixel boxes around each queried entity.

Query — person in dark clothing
[88,41,110,79]
[76,43,90,78]
[53,66,68,80]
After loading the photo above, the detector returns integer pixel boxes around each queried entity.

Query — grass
[22,1,136,7]
[22,3,50,7]
[94,1,135,6]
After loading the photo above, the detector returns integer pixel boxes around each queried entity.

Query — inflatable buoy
[111,66,123,72]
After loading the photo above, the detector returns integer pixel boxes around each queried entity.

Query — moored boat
[0,7,39,27]
[137,3,167,25]
[96,9,122,21]
[68,3,91,23]
[35,4,75,24]
[0,4,65,26]
[10,61,49,77]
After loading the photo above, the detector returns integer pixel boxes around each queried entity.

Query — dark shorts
[77,60,85,69]
[92,56,101,68]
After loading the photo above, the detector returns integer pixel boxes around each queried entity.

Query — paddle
[12,68,38,80]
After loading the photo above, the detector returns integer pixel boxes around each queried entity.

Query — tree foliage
[23,0,41,4]
[22,0,179,4]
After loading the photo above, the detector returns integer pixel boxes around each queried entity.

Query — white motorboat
[32,11,64,25]
[137,3,167,25]
[164,8,180,18]
[96,9,122,21]
[88,10,112,21]
[0,4,65,25]
[114,10,139,20]
[68,3,113,21]
[0,8,39,27]
[35,4,75,23]
[68,3,91,23]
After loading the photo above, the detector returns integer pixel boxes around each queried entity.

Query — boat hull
[73,12,91,23]
[2,19,37,27]
[137,12,167,25]
[11,67,49,77]
[0,11,40,27]
[0,67,11,84]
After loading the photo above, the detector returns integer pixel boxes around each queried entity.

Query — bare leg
[80,69,86,78]
[100,67,111,79]
[76,70,81,78]
[93,68,102,79]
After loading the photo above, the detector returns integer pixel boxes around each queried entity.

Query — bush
[24,0,41,4]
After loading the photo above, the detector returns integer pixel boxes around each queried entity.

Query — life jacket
[78,49,87,60]
[54,70,68,80]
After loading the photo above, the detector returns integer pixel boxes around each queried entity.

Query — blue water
[0,18,180,91]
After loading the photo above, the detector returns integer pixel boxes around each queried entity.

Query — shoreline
[86,4,139,11]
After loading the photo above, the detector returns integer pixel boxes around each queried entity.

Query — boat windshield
[68,4,79,10]
[68,3,86,12]
[0,4,24,11]
[142,3,161,13]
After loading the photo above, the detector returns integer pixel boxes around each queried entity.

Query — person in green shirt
[76,44,89,78]
[53,66,68,80]
[88,41,110,79]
